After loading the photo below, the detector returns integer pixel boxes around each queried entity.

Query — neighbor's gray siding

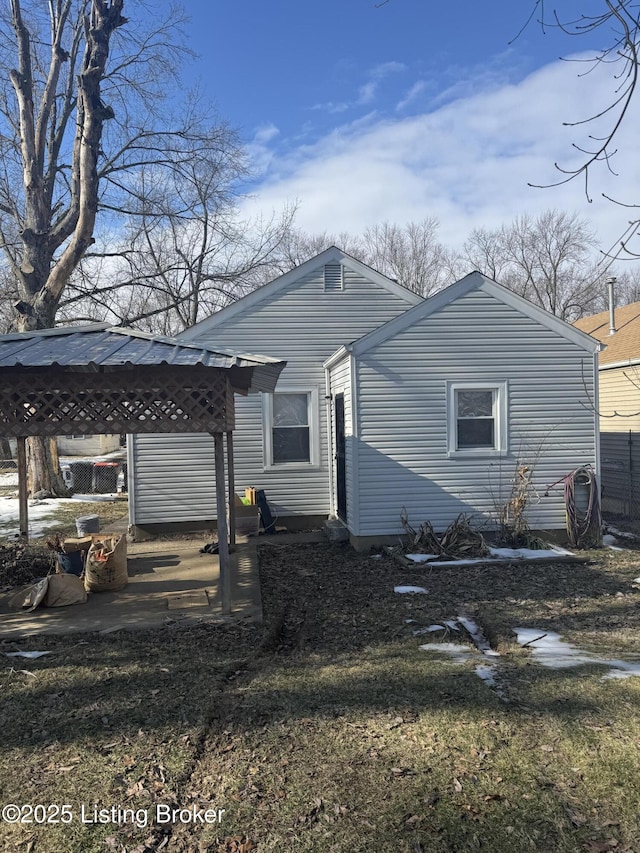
[130,265,414,525]
[352,289,596,536]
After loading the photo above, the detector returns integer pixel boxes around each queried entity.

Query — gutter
[598,357,640,371]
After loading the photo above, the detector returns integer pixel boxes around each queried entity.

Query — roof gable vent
[324,262,344,292]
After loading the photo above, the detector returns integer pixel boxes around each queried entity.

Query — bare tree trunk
[6,0,125,493]
[26,437,68,497]
[0,437,12,463]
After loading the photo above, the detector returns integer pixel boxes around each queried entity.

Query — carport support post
[213,431,231,614]
[16,436,28,541]
[226,431,235,548]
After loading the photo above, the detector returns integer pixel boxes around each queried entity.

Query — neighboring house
[574,302,640,515]
[57,434,121,456]
[128,248,600,547]
[6,434,121,460]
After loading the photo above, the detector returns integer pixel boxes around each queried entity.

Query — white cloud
[310,100,350,114]
[246,123,280,175]
[397,80,428,111]
[357,81,377,105]
[358,60,406,105]
[241,55,640,256]
[312,60,407,115]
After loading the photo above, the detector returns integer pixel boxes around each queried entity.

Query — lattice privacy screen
[0,366,235,437]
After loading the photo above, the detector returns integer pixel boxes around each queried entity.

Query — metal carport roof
[0,324,286,614]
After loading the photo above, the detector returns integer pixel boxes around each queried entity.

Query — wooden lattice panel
[0,366,236,437]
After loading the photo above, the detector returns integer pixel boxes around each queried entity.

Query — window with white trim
[263,390,319,468]
[447,382,507,455]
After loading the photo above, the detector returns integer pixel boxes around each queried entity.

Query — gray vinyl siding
[130,264,414,524]
[352,289,596,536]
[129,432,217,525]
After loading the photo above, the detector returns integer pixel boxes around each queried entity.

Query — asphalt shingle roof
[574,302,640,367]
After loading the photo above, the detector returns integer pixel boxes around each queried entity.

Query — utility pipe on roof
[608,276,617,335]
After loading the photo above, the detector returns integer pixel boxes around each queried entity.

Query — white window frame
[446,381,508,457]
[262,388,320,471]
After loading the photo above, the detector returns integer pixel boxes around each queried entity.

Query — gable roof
[0,324,285,392]
[179,246,423,341]
[574,302,640,367]
[340,271,601,357]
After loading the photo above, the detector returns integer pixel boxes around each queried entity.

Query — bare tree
[0,1,132,493]
[529,2,639,202]
[58,147,297,335]
[464,209,607,320]
[266,219,460,297]
[264,228,366,276]
[0,0,250,493]
[359,219,459,297]
[2,0,127,332]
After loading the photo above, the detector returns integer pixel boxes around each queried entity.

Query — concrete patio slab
[0,535,262,639]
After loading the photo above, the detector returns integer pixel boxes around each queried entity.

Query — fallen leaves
[218,838,256,853]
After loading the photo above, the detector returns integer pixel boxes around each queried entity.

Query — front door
[334,393,347,521]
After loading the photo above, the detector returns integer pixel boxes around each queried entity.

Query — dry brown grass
[1,538,640,852]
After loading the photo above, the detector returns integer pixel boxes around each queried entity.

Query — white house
[128,248,600,548]
[57,434,121,456]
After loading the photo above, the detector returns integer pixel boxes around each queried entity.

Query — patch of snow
[419,643,503,696]
[443,619,460,631]
[457,615,500,657]
[475,663,498,687]
[394,585,428,594]
[405,553,439,563]
[405,545,575,567]
[0,494,119,538]
[5,651,52,659]
[412,624,446,636]
[514,628,594,668]
[514,627,640,680]
[490,546,573,559]
[602,663,640,680]
[0,472,18,486]
[603,534,625,551]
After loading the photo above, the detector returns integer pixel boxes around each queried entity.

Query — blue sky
[168,1,640,254]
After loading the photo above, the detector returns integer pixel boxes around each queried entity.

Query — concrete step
[323,518,349,542]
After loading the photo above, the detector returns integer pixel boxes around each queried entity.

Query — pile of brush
[401,510,489,560]
[0,542,53,590]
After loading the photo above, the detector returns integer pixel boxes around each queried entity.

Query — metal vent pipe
[607,276,617,335]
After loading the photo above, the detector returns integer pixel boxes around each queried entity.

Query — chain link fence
[0,442,126,495]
